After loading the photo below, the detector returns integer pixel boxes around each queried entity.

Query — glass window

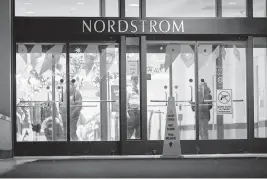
[69,43,120,141]
[15,0,100,17]
[105,0,119,17]
[146,0,216,17]
[126,0,140,17]
[253,0,266,17]
[197,42,247,140]
[222,0,246,17]
[147,42,196,140]
[253,37,267,138]
[126,37,140,139]
[16,43,67,142]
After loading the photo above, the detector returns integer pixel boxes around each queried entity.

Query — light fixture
[129,3,139,7]
[229,2,236,5]
[77,2,84,5]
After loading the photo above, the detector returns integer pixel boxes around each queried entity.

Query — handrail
[19,100,116,103]
[150,100,190,103]
[150,99,244,103]
[17,105,97,107]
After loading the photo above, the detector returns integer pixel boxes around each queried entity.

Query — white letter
[159,20,170,33]
[94,20,105,33]
[150,20,157,33]
[108,20,116,32]
[131,20,138,33]
[118,20,128,33]
[140,20,147,32]
[83,20,91,32]
[173,20,184,33]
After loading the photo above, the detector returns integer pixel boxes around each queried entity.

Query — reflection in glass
[15,0,100,17]
[253,0,266,17]
[69,43,119,141]
[146,0,215,17]
[193,79,213,140]
[16,43,66,141]
[147,42,196,140]
[198,43,247,139]
[222,0,246,17]
[126,0,140,17]
[105,0,119,17]
[253,37,267,138]
[126,37,140,139]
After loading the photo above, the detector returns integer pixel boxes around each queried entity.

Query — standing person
[126,75,140,139]
[60,77,83,141]
[190,80,213,140]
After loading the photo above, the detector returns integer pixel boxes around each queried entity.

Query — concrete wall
[0,0,12,157]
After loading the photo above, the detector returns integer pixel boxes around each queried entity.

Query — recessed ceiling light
[26,11,34,14]
[77,2,84,5]
[129,4,139,7]
[229,2,236,5]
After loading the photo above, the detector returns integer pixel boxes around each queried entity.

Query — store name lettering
[82,20,184,33]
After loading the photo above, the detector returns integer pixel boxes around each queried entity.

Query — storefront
[13,0,267,156]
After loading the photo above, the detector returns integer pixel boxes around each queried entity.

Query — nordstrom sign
[82,19,185,34]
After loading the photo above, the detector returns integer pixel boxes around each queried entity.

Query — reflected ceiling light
[26,11,34,14]
[129,4,139,7]
[70,8,77,11]
[77,2,84,5]
[23,2,32,5]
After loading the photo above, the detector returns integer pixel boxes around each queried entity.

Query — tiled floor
[2,157,267,178]
[0,158,37,176]
[1,154,267,177]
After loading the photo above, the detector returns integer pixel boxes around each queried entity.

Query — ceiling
[15,0,265,17]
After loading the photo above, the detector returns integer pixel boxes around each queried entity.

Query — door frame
[14,39,123,156]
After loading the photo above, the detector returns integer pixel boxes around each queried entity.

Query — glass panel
[253,37,267,138]
[146,0,215,17]
[15,0,100,17]
[16,43,66,142]
[222,0,246,17]
[126,37,140,139]
[197,42,247,140]
[253,0,266,17]
[105,0,119,17]
[69,43,120,141]
[147,42,196,140]
[126,0,140,17]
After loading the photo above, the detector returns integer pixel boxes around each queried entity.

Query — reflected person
[61,77,83,141]
[190,81,213,140]
[127,75,140,139]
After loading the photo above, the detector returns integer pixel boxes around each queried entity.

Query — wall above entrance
[15,18,267,40]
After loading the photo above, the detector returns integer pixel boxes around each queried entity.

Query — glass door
[147,41,197,141]
[68,43,120,142]
[124,40,248,155]
[197,42,247,141]
[16,43,67,142]
[15,42,120,156]
[122,41,199,155]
